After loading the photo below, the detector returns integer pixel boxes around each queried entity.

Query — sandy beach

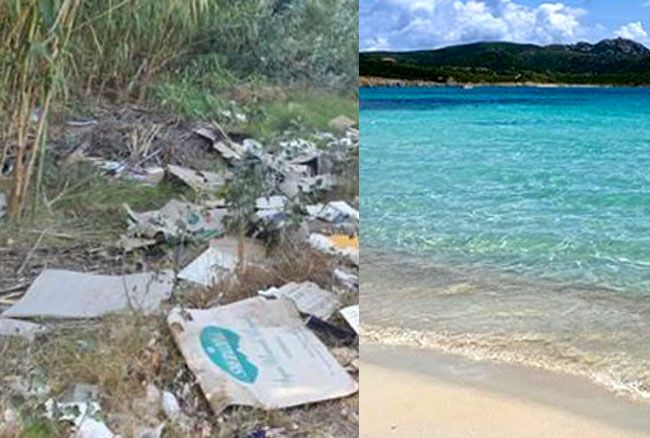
[361,345,650,438]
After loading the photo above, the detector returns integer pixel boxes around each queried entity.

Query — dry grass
[181,238,340,310]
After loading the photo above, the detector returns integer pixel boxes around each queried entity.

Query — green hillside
[360,38,650,85]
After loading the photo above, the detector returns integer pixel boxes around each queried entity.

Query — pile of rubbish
[0,115,359,436]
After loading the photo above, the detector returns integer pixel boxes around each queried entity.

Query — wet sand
[361,345,650,438]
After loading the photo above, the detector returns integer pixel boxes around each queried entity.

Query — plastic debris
[255,195,289,227]
[306,201,359,224]
[334,269,359,291]
[280,173,336,197]
[178,237,266,287]
[166,165,226,192]
[167,297,358,414]
[309,233,359,265]
[2,270,174,319]
[124,199,227,242]
[161,391,181,421]
[66,119,98,128]
[76,417,114,438]
[128,166,165,185]
[44,383,112,437]
[0,317,46,341]
[259,281,341,320]
[339,305,359,335]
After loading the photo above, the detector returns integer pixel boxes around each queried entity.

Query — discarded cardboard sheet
[166,165,226,192]
[339,305,359,335]
[195,127,218,142]
[258,282,341,320]
[125,199,227,241]
[2,270,174,319]
[306,201,359,224]
[0,317,46,341]
[167,297,358,413]
[309,233,359,265]
[178,237,266,287]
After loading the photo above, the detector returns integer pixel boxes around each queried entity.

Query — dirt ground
[0,101,359,438]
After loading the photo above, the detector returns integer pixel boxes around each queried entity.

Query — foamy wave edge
[362,324,650,403]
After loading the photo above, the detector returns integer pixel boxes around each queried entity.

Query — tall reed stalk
[0,0,224,219]
[0,0,82,220]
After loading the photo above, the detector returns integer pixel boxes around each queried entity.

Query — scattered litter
[278,138,332,176]
[255,195,287,211]
[280,173,336,197]
[0,191,6,219]
[167,297,358,413]
[213,141,243,162]
[334,269,359,291]
[196,127,247,163]
[178,237,266,287]
[127,166,165,185]
[339,305,359,335]
[328,115,356,132]
[76,417,114,438]
[66,119,98,128]
[99,160,126,175]
[2,270,174,319]
[256,195,289,226]
[309,233,359,265]
[0,317,46,341]
[44,398,102,427]
[118,236,158,252]
[306,201,359,223]
[161,391,181,421]
[124,199,227,242]
[195,127,219,142]
[259,282,340,320]
[166,164,227,193]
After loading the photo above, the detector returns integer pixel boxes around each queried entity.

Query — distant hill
[360,38,650,85]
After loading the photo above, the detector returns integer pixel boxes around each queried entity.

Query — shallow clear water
[361,87,650,400]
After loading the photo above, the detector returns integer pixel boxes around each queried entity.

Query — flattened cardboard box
[167,297,358,413]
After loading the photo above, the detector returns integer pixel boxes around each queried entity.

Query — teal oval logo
[200,326,258,384]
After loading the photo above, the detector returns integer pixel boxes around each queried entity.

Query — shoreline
[359,75,649,88]
[361,344,650,437]
[360,246,650,403]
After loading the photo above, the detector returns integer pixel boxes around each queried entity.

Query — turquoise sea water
[361,87,650,401]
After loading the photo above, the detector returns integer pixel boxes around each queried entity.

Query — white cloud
[614,21,648,42]
[360,0,590,51]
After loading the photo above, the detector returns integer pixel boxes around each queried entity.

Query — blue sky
[360,0,650,51]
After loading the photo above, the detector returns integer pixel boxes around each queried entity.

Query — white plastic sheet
[258,282,340,319]
[2,270,174,319]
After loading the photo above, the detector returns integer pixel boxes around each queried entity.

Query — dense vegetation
[360,38,650,85]
[0,0,358,219]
